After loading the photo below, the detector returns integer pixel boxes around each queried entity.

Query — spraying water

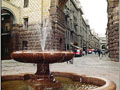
[35,17,53,51]
[40,18,48,51]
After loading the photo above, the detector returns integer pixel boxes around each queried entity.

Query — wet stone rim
[2,72,116,90]
[11,50,74,63]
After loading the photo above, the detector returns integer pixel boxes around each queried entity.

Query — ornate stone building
[1,0,100,59]
[88,29,100,49]
[64,0,83,50]
[64,0,93,50]
[1,0,67,59]
[81,18,87,49]
[107,0,119,61]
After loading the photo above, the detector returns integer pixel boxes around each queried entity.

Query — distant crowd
[67,48,109,64]
[95,48,109,57]
[82,48,109,57]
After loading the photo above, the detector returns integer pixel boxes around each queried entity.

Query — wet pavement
[2,53,119,90]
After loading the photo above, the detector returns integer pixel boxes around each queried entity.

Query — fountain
[1,18,116,89]
[2,51,116,90]
[2,17,78,89]
[8,50,74,89]
[2,0,116,90]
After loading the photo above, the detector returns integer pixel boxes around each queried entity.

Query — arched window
[1,9,14,33]
[102,45,106,49]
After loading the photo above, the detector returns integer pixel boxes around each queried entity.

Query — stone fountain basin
[2,72,116,90]
[11,51,74,63]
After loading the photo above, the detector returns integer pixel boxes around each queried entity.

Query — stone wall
[11,1,66,52]
[50,5,66,51]
[11,24,41,51]
[107,0,119,61]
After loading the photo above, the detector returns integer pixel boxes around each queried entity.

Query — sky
[79,0,108,37]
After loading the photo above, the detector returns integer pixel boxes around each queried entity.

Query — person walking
[83,47,86,56]
[85,49,87,55]
[97,48,101,57]
[94,49,97,54]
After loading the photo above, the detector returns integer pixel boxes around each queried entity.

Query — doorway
[1,9,15,59]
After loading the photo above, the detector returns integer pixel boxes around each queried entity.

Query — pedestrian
[83,47,86,56]
[85,50,87,55]
[97,48,101,57]
[94,49,97,54]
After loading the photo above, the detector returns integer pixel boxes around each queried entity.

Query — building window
[24,0,29,8]
[22,41,28,50]
[24,18,28,29]
[5,23,10,32]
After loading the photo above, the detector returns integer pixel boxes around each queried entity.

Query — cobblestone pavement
[2,53,119,90]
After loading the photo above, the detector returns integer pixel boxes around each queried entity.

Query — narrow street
[51,54,119,90]
[2,53,119,90]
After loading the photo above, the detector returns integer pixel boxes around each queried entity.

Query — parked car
[87,49,93,54]
[73,49,83,57]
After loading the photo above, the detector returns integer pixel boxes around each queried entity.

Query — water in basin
[2,76,99,90]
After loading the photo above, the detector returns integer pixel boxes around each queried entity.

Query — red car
[73,49,83,57]
[87,49,93,54]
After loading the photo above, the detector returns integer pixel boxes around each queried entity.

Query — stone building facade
[93,36,100,49]
[64,0,100,50]
[1,0,100,59]
[64,0,94,50]
[88,29,92,49]
[64,0,83,50]
[88,29,100,49]
[107,0,119,61]
[81,17,88,48]
[1,0,67,59]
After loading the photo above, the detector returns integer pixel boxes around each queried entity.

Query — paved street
[2,53,119,90]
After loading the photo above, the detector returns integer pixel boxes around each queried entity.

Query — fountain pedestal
[10,50,74,90]
[24,63,54,82]
[35,63,50,75]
